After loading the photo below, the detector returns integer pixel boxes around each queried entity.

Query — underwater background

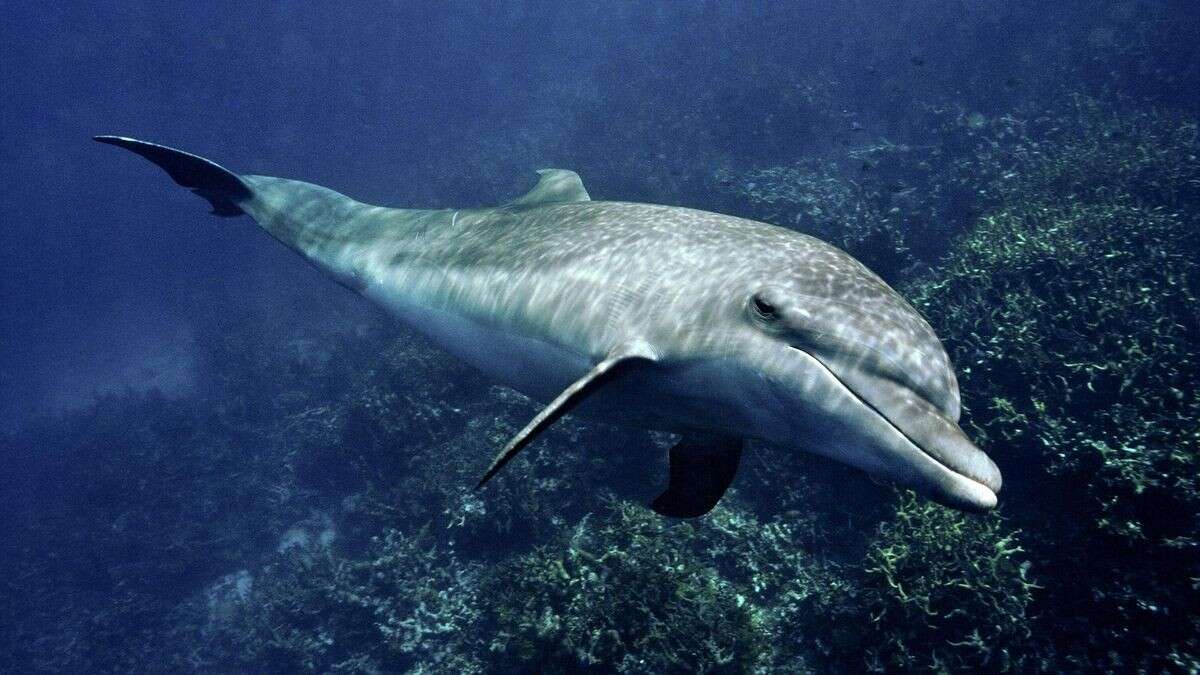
[2,1,1199,672]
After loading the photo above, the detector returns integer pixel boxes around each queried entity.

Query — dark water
[2,2,1199,672]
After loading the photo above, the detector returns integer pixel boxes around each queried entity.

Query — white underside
[362,282,760,435]
[367,276,617,398]
[379,289,590,402]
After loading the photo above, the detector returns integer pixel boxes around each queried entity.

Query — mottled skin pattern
[246,176,951,402]
[237,173,1001,511]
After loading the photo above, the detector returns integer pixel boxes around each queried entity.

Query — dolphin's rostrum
[96,136,1002,516]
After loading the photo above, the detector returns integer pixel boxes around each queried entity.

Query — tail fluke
[94,136,252,217]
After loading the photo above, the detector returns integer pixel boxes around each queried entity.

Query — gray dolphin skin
[96,136,1002,516]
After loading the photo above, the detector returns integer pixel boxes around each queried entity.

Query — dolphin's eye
[752,295,778,320]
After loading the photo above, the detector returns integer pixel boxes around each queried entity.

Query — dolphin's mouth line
[787,346,996,498]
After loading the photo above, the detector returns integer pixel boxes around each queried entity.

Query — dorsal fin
[508,169,591,206]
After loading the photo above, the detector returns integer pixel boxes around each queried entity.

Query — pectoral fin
[650,436,743,518]
[475,343,656,489]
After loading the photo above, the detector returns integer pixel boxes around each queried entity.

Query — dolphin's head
[715,254,1002,512]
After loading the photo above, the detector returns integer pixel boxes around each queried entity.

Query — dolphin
[95,136,1002,516]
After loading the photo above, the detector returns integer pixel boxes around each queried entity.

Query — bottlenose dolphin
[96,136,1002,516]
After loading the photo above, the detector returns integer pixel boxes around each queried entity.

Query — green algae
[906,100,1200,670]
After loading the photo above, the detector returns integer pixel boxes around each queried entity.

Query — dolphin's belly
[368,287,591,401]
[364,285,756,435]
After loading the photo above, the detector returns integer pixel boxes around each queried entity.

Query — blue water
[3,2,1199,672]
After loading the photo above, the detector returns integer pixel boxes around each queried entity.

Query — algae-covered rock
[199,527,486,673]
[489,499,766,673]
[487,494,871,673]
[819,491,1035,672]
